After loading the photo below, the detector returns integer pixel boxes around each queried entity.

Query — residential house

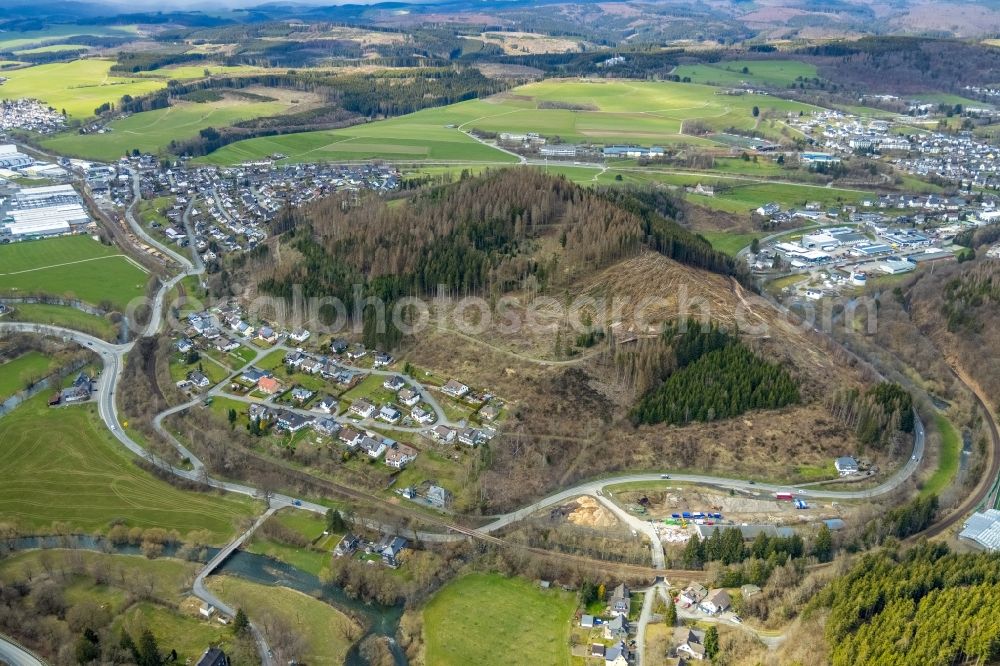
[346,343,367,360]
[339,426,361,448]
[233,320,254,337]
[61,373,93,403]
[248,403,271,422]
[316,395,338,414]
[350,399,376,419]
[398,388,420,407]
[412,406,435,425]
[313,417,340,436]
[379,404,402,423]
[290,387,314,404]
[458,427,481,446]
[699,589,731,615]
[835,456,859,476]
[359,436,387,459]
[289,328,310,343]
[678,583,708,607]
[373,351,393,367]
[605,641,629,666]
[195,648,229,666]
[188,371,210,388]
[257,376,281,395]
[441,379,469,398]
[276,410,312,432]
[176,338,194,353]
[299,358,321,374]
[377,535,408,567]
[240,367,268,384]
[284,350,305,368]
[430,425,456,443]
[214,337,239,353]
[198,603,216,618]
[675,628,706,660]
[479,402,502,421]
[257,326,278,344]
[385,443,418,469]
[604,614,628,640]
[330,339,348,354]
[609,583,630,617]
[333,533,360,557]
[740,584,762,599]
[383,375,406,392]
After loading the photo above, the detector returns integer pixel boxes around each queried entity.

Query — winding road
[0,163,954,666]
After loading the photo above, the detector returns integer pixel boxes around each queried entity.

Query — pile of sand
[566,496,619,529]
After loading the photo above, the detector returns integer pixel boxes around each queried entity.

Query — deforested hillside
[233,169,899,510]
[907,258,1000,404]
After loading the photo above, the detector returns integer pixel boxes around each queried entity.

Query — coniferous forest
[630,321,800,425]
[814,542,1000,666]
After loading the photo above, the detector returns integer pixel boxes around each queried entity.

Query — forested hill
[256,169,746,347]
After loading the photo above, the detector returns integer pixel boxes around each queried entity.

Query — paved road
[193,508,277,666]
[0,635,43,666]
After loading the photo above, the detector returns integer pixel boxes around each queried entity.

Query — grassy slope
[673,59,818,88]
[0,393,254,542]
[200,78,817,165]
[921,413,960,498]
[6,303,118,341]
[43,97,290,161]
[0,350,59,399]
[245,508,332,576]
[0,59,169,118]
[0,236,148,309]
[423,573,576,666]
[206,575,358,664]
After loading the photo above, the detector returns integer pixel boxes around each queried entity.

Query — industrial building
[0,144,33,170]
[1,184,92,240]
[960,510,1000,551]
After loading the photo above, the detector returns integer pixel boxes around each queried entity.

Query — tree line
[828,381,914,451]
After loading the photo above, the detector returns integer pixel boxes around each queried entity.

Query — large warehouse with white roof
[1,183,93,240]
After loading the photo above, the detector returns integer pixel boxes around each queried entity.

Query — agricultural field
[206,575,359,665]
[0,235,149,310]
[0,59,167,118]
[0,393,254,542]
[673,59,820,88]
[5,303,118,341]
[699,230,762,256]
[11,44,88,55]
[200,78,818,165]
[422,573,576,666]
[0,350,60,399]
[43,95,292,161]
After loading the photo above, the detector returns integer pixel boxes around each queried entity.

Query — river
[2,537,407,666]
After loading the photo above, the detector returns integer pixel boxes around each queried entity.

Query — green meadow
[43,97,291,161]
[0,351,60,399]
[0,59,167,118]
[0,236,149,310]
[200,78,818,165]
[423,573,576,666]
[0,394,254,542]
[673,59,819,88]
